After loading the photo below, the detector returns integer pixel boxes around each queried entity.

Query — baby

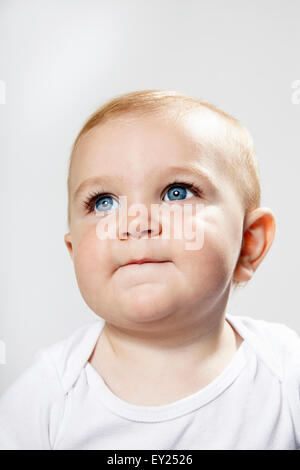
[0,90,300,450]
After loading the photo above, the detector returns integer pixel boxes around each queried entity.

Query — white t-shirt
[0,314,300,450]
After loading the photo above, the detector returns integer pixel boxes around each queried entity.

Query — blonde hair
[67,89,261,290]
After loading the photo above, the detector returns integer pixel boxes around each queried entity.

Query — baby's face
[65,112,245,332]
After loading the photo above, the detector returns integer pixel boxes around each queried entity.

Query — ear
[64,232,74,261]
[233,207,276,283]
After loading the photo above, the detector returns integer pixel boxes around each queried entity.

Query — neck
[92,310,242,381]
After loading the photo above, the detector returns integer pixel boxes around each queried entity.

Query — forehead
[70,110,233,188]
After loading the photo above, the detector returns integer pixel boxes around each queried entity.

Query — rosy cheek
[162,203,206,252]
[153,202,203,242]
[73,230,99,274]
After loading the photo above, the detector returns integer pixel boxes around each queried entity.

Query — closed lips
[122,259,169,267]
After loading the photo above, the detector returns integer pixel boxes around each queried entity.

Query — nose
[119,203,162,240]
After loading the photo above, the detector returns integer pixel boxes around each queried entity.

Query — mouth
[121,258,170,268]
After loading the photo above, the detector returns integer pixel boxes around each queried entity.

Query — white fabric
[0,314,300,450]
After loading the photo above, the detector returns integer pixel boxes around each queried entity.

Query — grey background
[0,0,300,395]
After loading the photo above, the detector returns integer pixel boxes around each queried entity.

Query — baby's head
[64,90,275,332]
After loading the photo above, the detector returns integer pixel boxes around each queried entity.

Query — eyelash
[81,180,204,214]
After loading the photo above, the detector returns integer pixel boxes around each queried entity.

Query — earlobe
[64,233,74,261]
[233,207,276,283]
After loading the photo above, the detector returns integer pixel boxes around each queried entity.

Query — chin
[121,285,175,322]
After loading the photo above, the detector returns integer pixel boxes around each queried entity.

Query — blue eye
[163,185,195,202]
[82,181,202,215]
[95,195,120,212]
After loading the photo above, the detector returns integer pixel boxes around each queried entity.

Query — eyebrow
[73,164,216,202]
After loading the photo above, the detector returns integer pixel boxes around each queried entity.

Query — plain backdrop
[0,0,300,395]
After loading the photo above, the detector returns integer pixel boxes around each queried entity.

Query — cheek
[169,208,236,288]
[72,227,112,294]
[197,209,243,286]
[160,203,205,250]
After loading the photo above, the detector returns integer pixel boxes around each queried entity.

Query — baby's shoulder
[232,314,300,378]
[1,319,104,403]
[42,319,104,393]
